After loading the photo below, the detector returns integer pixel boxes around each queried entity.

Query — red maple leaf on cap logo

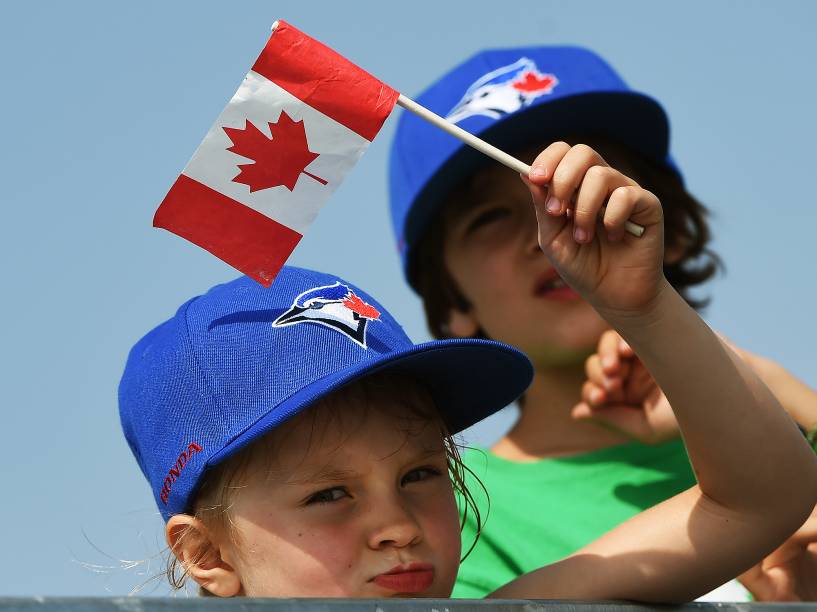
[512,71,557,93]
[223,111,328,193]
[342,293,381,320]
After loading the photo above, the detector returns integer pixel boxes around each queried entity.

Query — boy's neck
[491,364,632,461]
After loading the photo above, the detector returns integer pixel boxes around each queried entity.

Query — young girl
[388,45,817,599]
[120,143,817,598]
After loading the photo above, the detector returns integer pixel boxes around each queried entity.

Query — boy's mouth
[534,271,581,301]
[372,562,435,593]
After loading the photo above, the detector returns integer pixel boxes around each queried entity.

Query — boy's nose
[526,220,543,257]
[366,498,423,550]
[521,202,544,257]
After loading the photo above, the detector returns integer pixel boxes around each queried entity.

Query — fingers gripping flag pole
[155,20,643,287]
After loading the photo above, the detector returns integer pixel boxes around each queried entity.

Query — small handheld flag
[154,20,399,286]
[154,21,644,286]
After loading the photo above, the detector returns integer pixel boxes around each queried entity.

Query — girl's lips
[372,563,435,593]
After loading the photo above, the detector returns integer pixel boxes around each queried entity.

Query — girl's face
[220,401,462,598]
[443,162,608,365]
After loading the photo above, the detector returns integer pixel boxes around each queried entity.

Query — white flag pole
[396,94,645,238]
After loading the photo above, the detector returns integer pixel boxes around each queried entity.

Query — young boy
[388,45,817,599]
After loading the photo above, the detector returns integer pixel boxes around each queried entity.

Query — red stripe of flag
[154,175,302,287]
[253,20,399,142]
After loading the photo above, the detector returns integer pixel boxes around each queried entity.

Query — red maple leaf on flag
[512,71,556,93]
[223,111,328,193]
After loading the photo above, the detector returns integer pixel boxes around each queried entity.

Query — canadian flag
[154,20,399,286]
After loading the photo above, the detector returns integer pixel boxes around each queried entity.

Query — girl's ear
[166,514,242,597]
[446,308,480,338]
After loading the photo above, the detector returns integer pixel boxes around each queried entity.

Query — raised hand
[523,142,666,316]
[497,142,817,603]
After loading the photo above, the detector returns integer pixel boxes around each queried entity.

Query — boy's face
[220,399,462,598]
[442,161,609,365]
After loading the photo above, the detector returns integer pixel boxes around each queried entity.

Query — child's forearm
[601,280,817,517]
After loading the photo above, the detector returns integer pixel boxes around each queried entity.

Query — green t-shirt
[453,438,696,598]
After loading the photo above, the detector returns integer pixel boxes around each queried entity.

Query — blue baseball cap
[389,45,678,286]
[119,266,532,519]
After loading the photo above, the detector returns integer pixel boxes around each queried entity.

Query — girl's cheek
[234,503,360,558]
[264,506,362,562]
[300,522,360,554]
[417,483,462,548]
[422,489,462,591]
[239,520,364,597]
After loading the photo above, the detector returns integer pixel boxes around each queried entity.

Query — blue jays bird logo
[273,282,381,348]
[446,57,558,123]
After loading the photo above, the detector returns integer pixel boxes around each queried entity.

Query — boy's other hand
[572,329,680,444]
[523,142,666,318]
[739,506,817,601]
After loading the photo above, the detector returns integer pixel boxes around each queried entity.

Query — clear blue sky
[1,0,815,597]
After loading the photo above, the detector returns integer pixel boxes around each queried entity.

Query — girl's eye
[305,487,349,505]
[465,206,511,235]
[402,466,442,486]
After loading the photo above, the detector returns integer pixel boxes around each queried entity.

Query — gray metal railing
[1,600,817,612]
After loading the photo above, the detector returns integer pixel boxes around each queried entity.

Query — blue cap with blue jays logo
[119,266,532,519]
[390,45,676,286]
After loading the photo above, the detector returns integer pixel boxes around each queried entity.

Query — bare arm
[576,329,817,601]
[494,143,817,602]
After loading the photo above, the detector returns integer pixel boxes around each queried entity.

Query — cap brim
[405,91,670,284]
[206,338,532,469]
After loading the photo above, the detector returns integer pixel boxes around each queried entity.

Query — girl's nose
[366,497,423,550]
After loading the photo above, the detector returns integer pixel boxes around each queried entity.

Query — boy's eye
[305,487,349,505]
[465,206,512,235]
[402,466,442,486]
